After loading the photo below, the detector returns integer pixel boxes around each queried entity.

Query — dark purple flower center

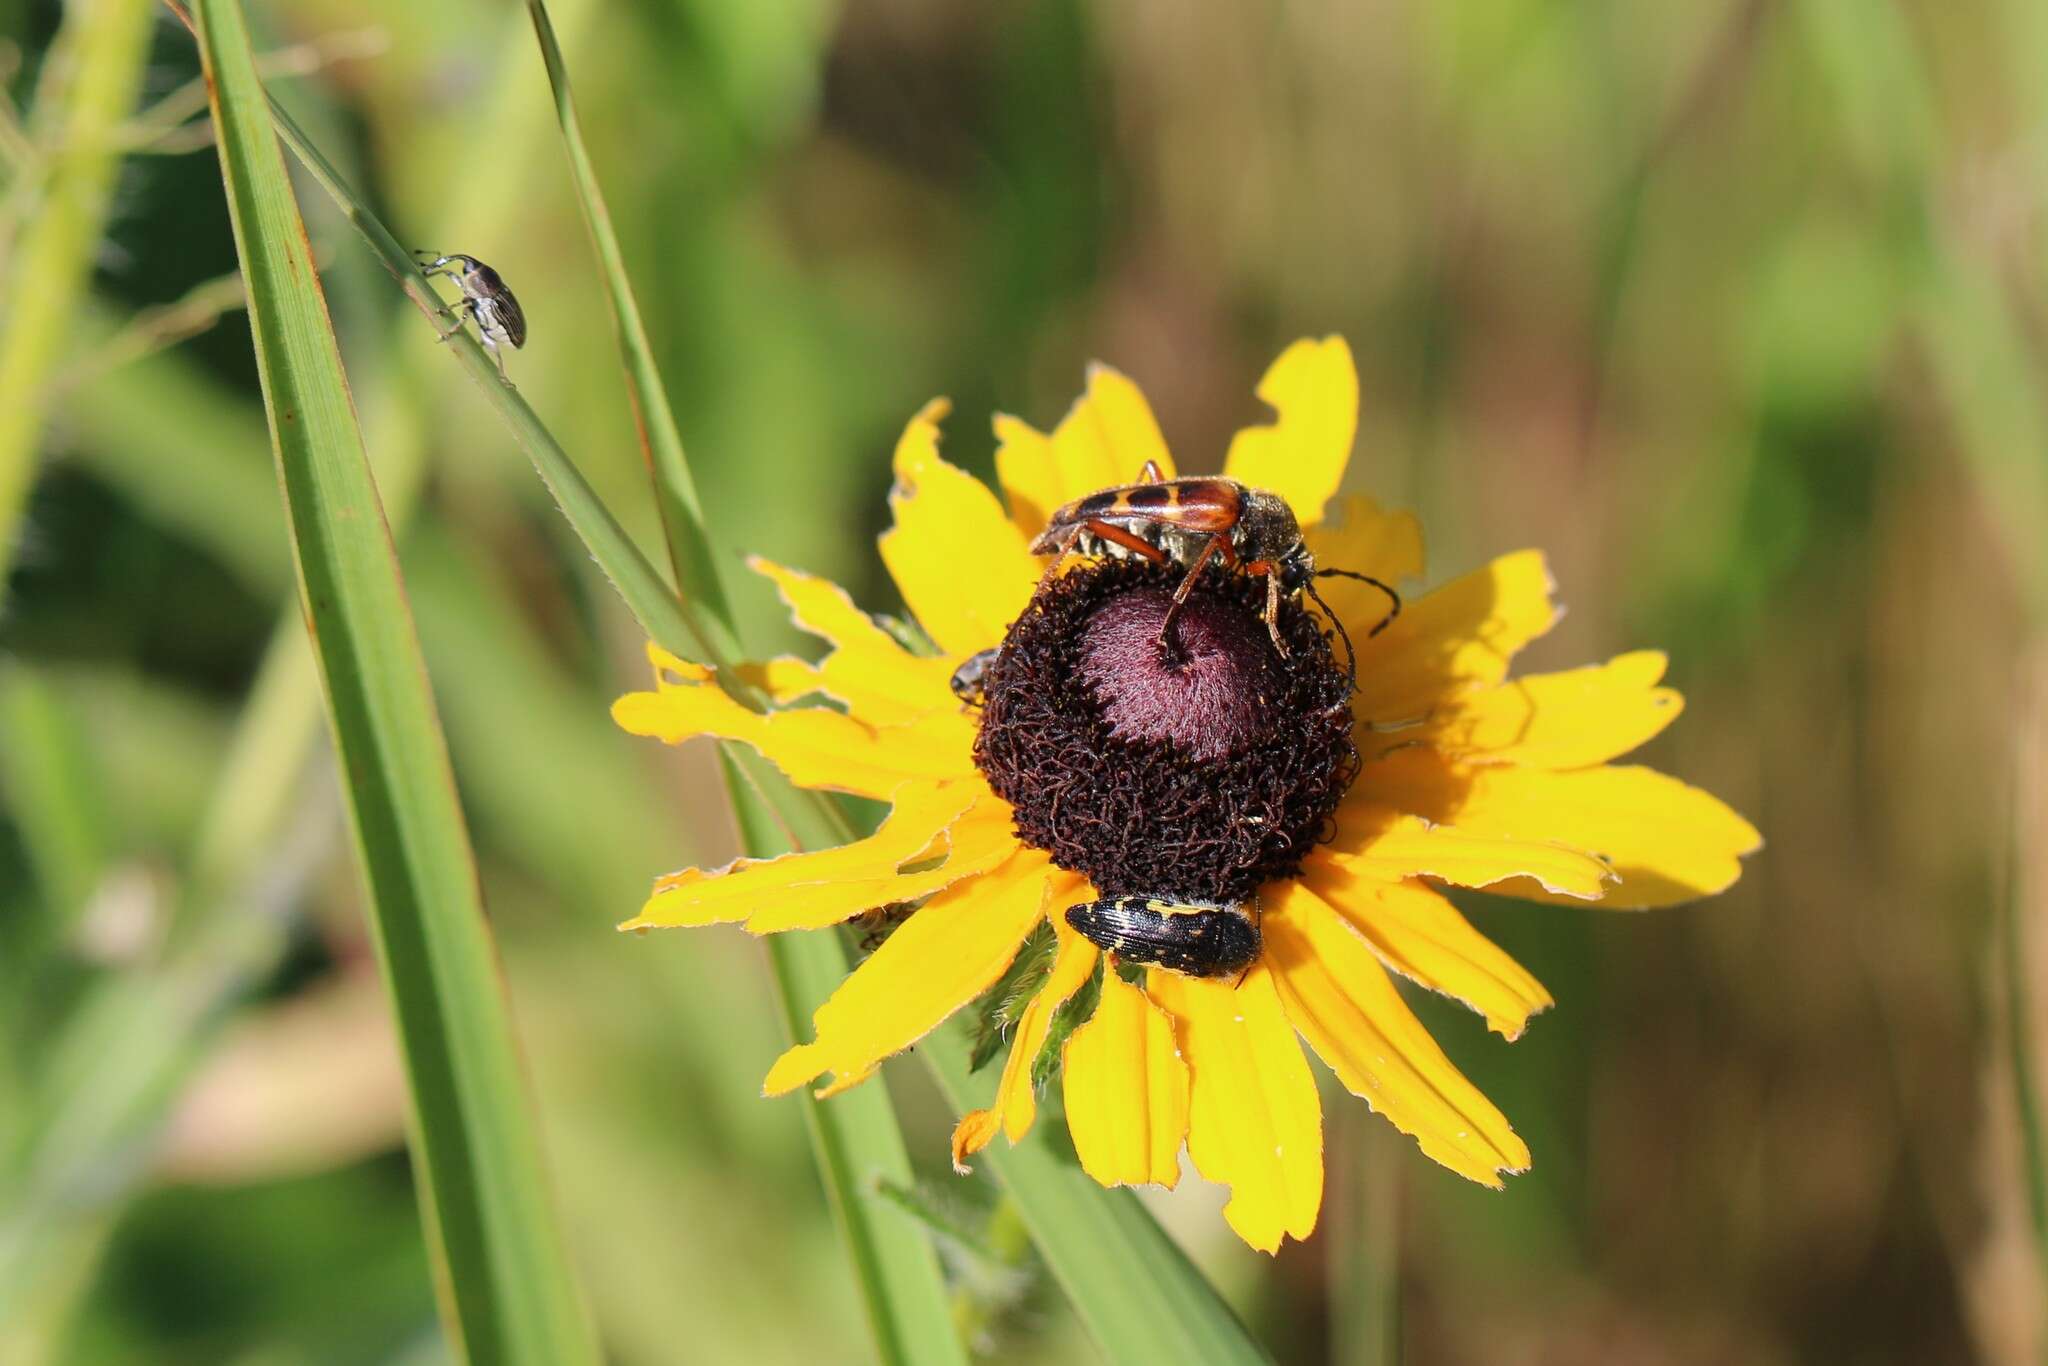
[1077,586,1283,761]
[972,559,1357,902]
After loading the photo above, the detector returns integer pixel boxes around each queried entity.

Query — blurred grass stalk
[1798,0,2048,1287]
[0,0,154,605]
[193,0,600,1359]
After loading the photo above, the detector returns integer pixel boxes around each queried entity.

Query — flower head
[612,338,1761,1252]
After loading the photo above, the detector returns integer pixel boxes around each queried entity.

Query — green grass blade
[922,1027,1274,1366]
[194,0,599,1359]
[521,8,966,1357]
[0,666,110,935]
[0,0,153,601]
[524,0,740,659]
[726,762,968,1366]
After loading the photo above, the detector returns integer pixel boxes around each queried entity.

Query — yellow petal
[1061,968,1189,1189]
[612,645,973,801]
[1302,857,1551,1039]
[996,365,1177,541]
[1327,803,1613,900]
[765,849,1053,1097]
[991,415,1063,545]
[1350,550,1560,724]
[1263,881,1531,1185]
[877,399,1040,657]
[1148,966,1322,1253]
[1357,749,1761,908]
[1222,336,1358,527]
[624,781,980,931]
[1303,494,1425,633]
[744,558,960,725]
[952,895,1100,1169]
[1413,651,1683,768]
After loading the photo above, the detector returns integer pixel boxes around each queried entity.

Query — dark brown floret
[972,558,1358,903]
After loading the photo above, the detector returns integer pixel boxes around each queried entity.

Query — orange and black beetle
[1029,461,1398,661]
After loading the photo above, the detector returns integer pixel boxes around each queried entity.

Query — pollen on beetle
[973,557,1358,903]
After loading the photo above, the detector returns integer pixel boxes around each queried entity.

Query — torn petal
[623,782,987,931]
[745,557,960,724]
[951,890,1099,1168]
[1222,336,1358,528]
[877,400,1040,658]
[612,644,974,800]
[997,365,1177,542]
[765,849,1053,1097]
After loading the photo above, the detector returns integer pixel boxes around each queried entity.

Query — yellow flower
[612,337,1760,1253]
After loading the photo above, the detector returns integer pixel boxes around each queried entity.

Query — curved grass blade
[524,0,740,661]
[193,0,599,1359]
[727,762,968,1366]
[521,6,963,1360]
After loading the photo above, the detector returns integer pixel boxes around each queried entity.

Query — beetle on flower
[611,336,1760,1253]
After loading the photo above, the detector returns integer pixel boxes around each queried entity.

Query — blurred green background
[3,0,2045,1361]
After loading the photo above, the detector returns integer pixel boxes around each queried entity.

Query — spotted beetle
[1065,895,1260,981]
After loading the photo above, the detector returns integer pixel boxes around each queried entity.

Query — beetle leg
[1085,519,1170,564]
[1039,517,1167,593]
[1138,458,1165,484]
[476,329,512,384]
[1032,523,1087,598]
[1264,569,1286,656]
[435,298,477,341]
[1158,534,1224,657]
[1231,558,1291,657]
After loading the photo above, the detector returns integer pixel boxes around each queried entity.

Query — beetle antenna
[1316,568,1401,638]
[1304,578,1357,689]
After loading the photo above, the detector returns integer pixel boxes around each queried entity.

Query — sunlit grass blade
[921,1027,1274,1365]
[522,6,965,1358]
[726,763,968,1366]
[1797,0,2048,1271]
[0,0,153,602]
[193,0,599,1359]
[524,0,739,659]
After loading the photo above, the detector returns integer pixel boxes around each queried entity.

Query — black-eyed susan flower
[612,337,1760,1253]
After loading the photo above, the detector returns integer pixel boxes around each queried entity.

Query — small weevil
[1065,895,1260,981]
[414,251,526,383]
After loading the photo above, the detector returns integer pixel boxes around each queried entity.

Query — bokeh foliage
[3,0,2045,1362]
